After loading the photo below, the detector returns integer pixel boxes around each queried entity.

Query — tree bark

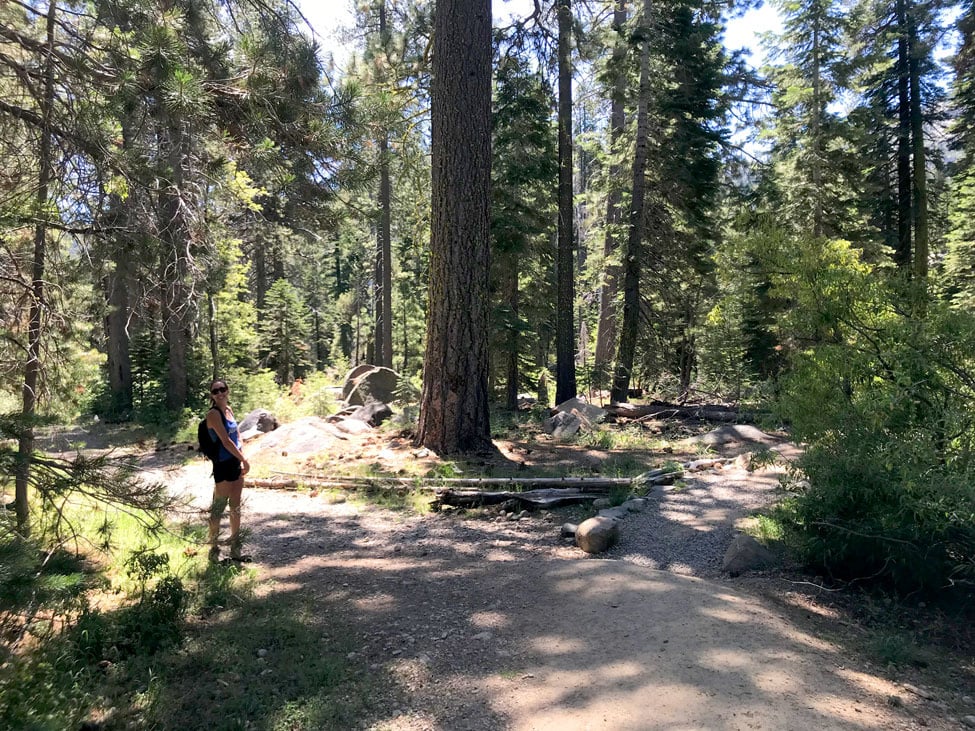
[907,0,928,283]
[375,1,394,368]
[503,257,520,410]
[594,0,627,382]
[895,0,912,270]
[610,0,652,404]
[15,0,57,536]
[160,120,191,411]
[555,0,577,405]
[416,0,492,454]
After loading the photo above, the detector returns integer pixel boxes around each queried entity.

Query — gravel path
[136,446,959,731]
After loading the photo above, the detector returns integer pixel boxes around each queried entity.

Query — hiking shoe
[208,545,220,563]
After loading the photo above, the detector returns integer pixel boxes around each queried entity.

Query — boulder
[575,516,620,554]
[344,366,400,406]
[332,418,373,435]
[340,364,377,399]
[722,534,776,574]
[542,410,584,439]
[697,424,777,447]
[553,397,608,425]
[349,400,393,427]
[239,408,279,434]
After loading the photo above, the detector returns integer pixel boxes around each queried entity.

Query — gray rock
[592,498,613,509]
[333,418,373,435]
[597,506,630,521]
[963,716,975,729]
[344,366,400,406]
[553,397,608,424]
[543,410,584,439]
[239,409,279,434]
[349,400,393,426]
[722,534,776,574]
[623,498,648,512]
[696,424,778,446]
[575,516,620,554]
[560,522,578,538]
[341,364,378,399]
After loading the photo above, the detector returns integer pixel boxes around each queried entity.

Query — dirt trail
[145,436,954,731]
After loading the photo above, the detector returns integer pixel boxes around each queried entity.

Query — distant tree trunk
[555,0,577,405]
[255,236,268,312]
[15,0,57,536]
[594,0,627,381]
[907,2,928,283]
[811,20,823,238]
[106,248,134,415]
[375,1,394,368]
[416,0,492,453]
[160,120,192,410]
[895,0,912,270]
[208,291,218,379]
[610,0,652,404]
[503,259,520,410]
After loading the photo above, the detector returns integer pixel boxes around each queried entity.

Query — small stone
[887,695,904,708]
[592,498,613,509]
[257,648,268,658]
[962,696,973,704]
[472,631,492,641]
[561,522,578,538]
[261,668,273,676]
[962,716,975,729]
[346,652,357,660]
[517,510,529,519]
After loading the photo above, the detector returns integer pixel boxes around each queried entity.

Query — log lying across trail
[248,467,685,510]
[435,487,605,509]
[604,400,746,423]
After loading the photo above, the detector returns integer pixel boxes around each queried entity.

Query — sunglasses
[211,386,228,395]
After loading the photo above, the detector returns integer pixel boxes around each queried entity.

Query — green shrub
[776,297,975,593]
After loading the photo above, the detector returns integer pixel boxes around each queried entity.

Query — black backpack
[197,407,226,461]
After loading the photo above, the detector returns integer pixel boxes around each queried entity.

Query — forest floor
[41,415,975,730]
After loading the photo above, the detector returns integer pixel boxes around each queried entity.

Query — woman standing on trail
[206,378,250,562]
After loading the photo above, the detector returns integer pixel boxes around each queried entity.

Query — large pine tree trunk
[555,0,577,405]
[416,0,492,454]
[594,0,627,382]
[610,0,652,404]
[375,1,394,368]
[15,0,57,536]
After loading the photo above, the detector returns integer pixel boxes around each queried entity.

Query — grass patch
[0,493,379,731]
[866,630,935,669]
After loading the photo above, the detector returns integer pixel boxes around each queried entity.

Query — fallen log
[604,400,744,423]
[435,487,605,509]
[250,469,683,494]
[263,471,638,490]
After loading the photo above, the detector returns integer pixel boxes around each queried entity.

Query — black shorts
[213,457,242,484]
